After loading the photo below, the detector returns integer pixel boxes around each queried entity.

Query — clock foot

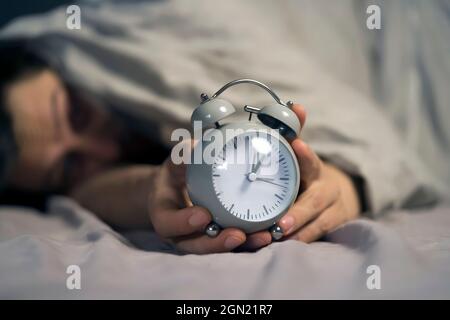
[205,222,221,238]
[269,224,283,241]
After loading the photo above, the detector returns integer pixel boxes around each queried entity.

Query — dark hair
[0,40,50,197]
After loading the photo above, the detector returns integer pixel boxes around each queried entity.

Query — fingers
[152,206,211,238]
[165,155,187,188]
[291,139,322,187]
[165,138,197,188]
[279,181,339,236]
[151,159,187,211]
[175,228,246,254]
[291,103,307,130]
[238,231,272,251]
[287,201,344,243]
[288,219,324,243]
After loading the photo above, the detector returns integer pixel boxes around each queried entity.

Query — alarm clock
[186,79,301,241]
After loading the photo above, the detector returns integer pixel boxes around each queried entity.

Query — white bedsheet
[1,197,449,299]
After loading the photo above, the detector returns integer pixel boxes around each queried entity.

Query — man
[0,40,362,254]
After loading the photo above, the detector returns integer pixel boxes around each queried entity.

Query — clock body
[186,121,300,234]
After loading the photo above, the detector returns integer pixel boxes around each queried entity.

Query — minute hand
[255,177,287,188]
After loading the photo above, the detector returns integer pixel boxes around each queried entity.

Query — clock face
[212,131,298,222]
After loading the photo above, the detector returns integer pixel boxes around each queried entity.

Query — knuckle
[297,228,315,243]
[334,185,342,198]
[310,189,325,212]
[152,219,167,237]
[317,217,332,234]
[297,231,309,242]
[312,160,321,174]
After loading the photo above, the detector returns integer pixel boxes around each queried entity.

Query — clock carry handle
[192,79,301,139]
[209,78,288,106]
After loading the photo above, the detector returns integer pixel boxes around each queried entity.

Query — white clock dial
[212,131,297,222]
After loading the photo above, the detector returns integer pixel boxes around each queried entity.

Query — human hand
[148,155,247,254]
[240,104,361,249]
[275,104,361,242]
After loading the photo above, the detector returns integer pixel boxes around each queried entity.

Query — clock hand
[255,177,287,188]
[252,153,270,174]
[250,151,257,173]
[253,159,262,173]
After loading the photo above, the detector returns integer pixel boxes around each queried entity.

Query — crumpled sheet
[0,197,449,299]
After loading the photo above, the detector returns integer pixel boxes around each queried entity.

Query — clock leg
[269,224,283,241]
[205,222,221,238]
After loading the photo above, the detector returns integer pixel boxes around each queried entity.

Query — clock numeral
[247,209,250,220]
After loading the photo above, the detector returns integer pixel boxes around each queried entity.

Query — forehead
[6,70,61,129]
[6,70,64,153]
[5,70,65,189]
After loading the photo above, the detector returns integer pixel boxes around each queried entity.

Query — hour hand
[250,152,258,173]
[253,159,263,174]
[252,153,268,174]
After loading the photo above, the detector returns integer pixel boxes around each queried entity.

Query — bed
[1,198,449,299]
[1,0,449,299]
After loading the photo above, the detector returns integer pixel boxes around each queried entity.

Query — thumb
[291,103,307,130]
[166,138,196,188]
[165,156,187,188]
[291,139,322,187]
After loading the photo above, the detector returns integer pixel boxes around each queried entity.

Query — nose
[66,136,121,184]
[80,136,120,163]
[67,134,120,168]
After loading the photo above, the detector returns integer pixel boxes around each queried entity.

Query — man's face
[5,70,122,192]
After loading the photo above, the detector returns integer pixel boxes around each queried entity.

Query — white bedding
[1,197,449,299]
[2,0,446,212]
[0,0,449,298]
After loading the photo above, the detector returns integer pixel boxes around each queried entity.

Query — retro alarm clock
[186,79,301,241]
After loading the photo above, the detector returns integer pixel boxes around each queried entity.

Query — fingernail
[188,210,209,227]
[224,236,243,250]
[280,216,295,234]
